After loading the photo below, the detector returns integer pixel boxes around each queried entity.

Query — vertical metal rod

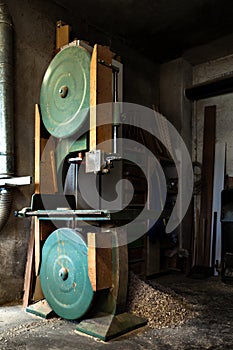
[114,69,118,102]
[113,70,119,154]
[74,163,78,209]
[113,126,117,154]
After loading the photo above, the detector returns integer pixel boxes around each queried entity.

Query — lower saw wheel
[40,228,94,320]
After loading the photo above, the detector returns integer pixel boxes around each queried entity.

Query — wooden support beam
[34,104,41,277]
[88,232,112,291]
[56,21,70,51]
[90,45,113,152]
[90,45,97,151]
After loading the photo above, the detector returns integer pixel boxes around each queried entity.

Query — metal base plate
[26,299,54,319]
[76,312,147,341]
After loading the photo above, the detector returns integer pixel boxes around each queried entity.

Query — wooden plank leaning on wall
[23,104,40,307]
[196,105,216,270]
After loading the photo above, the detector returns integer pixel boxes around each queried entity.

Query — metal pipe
[0,187,13,230]
[0,3,14,231]
[0,3,14,177]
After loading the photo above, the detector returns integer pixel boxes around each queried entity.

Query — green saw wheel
[40,228,94,320]
[40,46,90,138]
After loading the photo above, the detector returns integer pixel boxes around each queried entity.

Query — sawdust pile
[126,272,197,329]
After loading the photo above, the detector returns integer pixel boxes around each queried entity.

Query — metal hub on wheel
[40,227,94,320]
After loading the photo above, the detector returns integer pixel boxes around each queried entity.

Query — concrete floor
[0,305,152,350]
[1,273,233,349]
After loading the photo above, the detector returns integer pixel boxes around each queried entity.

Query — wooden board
[35,219,56,278]
[88,232,112,291]
[197,105,216,267]
[50,150,58,193]
[34,106,58,277]
[33,276,44,301]
[40,137,57,194]
[90,45,97,150]
[90,45,113,152]
[23,218,35,308]
[210,142,225,274]
[35,108,57,193]
[56,22,70,50]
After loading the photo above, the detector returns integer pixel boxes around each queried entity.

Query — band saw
[16,38,147,341]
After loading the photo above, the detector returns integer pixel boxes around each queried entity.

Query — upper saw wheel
[40,46,90,138]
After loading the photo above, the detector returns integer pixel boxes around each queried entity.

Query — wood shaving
[126,272,197,329]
